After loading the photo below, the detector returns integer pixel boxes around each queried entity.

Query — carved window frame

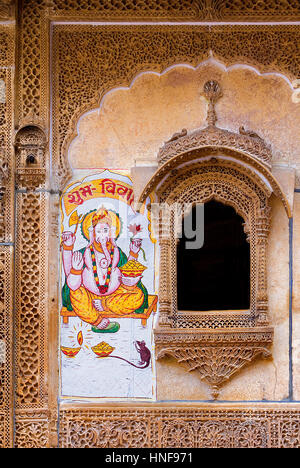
[158,158,268,330]
[139,147,291,398]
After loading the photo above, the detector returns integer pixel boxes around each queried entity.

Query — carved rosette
[15,125,47,191]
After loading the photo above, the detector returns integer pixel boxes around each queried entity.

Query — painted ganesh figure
[62,207,148,333]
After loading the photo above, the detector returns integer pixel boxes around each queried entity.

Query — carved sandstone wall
[0,0,300,448]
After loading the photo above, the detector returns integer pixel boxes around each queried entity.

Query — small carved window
[177,201,250,312]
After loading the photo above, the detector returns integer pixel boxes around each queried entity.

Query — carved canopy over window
[139,81,290,399]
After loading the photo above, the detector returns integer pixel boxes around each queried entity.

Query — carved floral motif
[14,419,49,448]
[60,406,300,448]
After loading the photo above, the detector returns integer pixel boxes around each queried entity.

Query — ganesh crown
[92,207,112,228]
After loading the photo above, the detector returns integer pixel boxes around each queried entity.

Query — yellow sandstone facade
[1,0,300,448]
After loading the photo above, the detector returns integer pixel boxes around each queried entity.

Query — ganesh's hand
[121,274,142,287]
[71,251,84,270]
[62,231,76,247]
[93,299,104,311]
[130,238,142,255]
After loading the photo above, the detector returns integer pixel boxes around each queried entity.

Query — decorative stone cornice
[155,327,274,345]
[159,124,272,168]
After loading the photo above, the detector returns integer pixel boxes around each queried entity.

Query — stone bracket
[16,167,46,191]
[155,327,273,399]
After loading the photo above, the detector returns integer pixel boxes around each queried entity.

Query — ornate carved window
[139,81,291,399]
[15,124,47,190]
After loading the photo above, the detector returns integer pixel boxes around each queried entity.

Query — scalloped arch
[62,57,297,186]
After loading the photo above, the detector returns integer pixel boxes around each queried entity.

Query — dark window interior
[177,200,250,311]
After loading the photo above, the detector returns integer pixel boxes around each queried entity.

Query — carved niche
[139,81,291,399]
[15,124,47,190]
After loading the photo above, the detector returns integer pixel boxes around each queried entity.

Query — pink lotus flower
[128,223,142,237]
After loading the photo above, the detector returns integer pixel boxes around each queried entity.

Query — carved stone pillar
[0,49,15,447]
[158,238,172,328]
[150,201,173,328]
[14,124,50,448]
[255,205,271,325]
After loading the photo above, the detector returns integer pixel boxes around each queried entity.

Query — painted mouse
[110,340,151,369]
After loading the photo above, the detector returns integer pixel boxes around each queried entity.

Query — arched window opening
[177,200,250,311]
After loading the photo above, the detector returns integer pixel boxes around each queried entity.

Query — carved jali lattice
[0,22,14,448]
[15,191,47,408]
[0,247,13,448]
[0,61,14,243]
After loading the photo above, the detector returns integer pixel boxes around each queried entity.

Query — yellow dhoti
[69,285,144,326]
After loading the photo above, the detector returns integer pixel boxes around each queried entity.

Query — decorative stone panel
[60,404,300,448]
[14,410,50,448]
